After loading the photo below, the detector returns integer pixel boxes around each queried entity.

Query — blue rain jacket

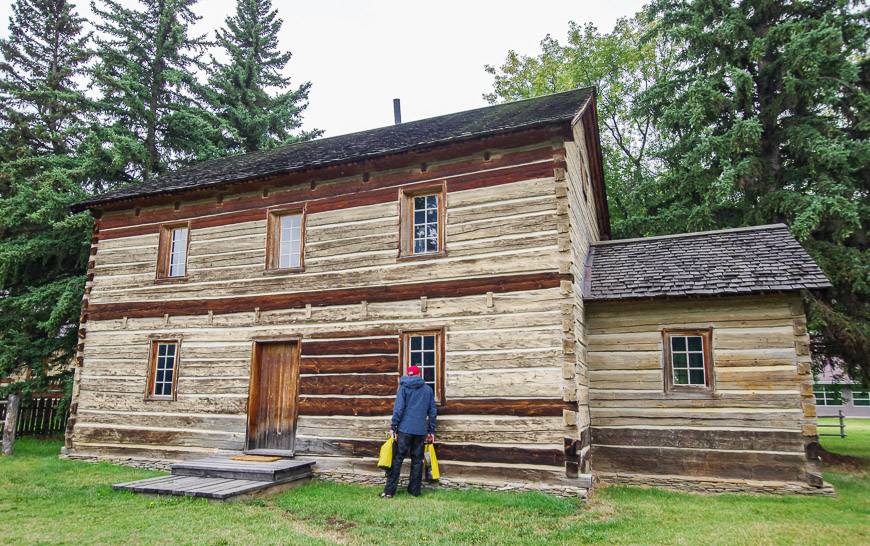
[390,376,437,436]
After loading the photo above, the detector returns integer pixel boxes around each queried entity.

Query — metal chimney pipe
[393,98,402,125]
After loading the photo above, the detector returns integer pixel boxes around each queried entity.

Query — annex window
[813,384,842,406]
[266,207,305,271]
[146,340,180,400]
[399,184,446,258]
[401,330,444,404]
[663,329,713,392]
[852,389,870,407]
[156,223,190,279]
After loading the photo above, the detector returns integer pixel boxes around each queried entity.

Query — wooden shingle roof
[73,87,595,211]
[583,224,831,301]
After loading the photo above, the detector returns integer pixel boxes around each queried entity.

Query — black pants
[383,432,426,496]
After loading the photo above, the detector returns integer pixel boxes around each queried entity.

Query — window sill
[144,396,176,402]
[397,251,447,262]
[155,276,188,284]
[663,387,716,399]
[263,267,305,276]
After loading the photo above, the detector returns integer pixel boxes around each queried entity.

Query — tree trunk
[1,394,21,456]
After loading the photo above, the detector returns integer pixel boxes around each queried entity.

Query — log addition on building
[63,88,833,496]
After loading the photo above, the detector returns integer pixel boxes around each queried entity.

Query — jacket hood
[400,375,425,389]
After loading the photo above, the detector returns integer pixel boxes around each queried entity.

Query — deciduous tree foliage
[207,0,319,153]
[0,0,94,397]
[641,0,868,380]
[485,17,676,236]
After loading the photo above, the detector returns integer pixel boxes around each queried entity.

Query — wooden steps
[113,455,315,500]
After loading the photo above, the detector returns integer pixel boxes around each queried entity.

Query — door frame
[245,336,302,452]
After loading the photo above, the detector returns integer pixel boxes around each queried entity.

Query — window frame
[662,328,714,394]
[398,183,447,259]
[813,384,843,406]
[145,338,181,401]
[265,205,306,273]
[156,221,191,281]
[399,328,445,405]
[851,388,869,407]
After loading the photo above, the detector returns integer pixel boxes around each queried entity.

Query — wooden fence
[0,395,68,436]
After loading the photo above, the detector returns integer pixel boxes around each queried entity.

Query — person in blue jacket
[381,364,437,498]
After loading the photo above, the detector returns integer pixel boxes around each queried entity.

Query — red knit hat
[407,365,421,376]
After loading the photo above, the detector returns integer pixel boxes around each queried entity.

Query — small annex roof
[72,87,595,212]
[583,224,831,301]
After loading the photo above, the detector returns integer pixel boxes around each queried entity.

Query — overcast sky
[0,0,646,137]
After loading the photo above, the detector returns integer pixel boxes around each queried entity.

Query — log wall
[561,113,602,475]
[586,294,822,485]
[67,126,605,484]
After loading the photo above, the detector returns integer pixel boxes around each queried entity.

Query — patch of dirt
[326,516,357,531]
[810,444,870,473]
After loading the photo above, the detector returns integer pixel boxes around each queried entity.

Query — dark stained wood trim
[662,327,714,394]
[299,373,398,396]
[265,203,306,272]
[591,445,809,482]
[294,437,564,467]
[88,272,569,321]
[300,355,397,374]
[398,328,446,404]
[297,397,568,417]
[591,427,807,452]
[155,221,191,281]
[92,127,564,218]
[97,159,557,240]
[301,337,399,356]
[398,181,447,258]
[144,339,181,401]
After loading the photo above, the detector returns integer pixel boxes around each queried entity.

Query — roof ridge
[591,224,789,246]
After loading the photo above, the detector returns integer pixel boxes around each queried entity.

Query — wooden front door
[246,341,300,453]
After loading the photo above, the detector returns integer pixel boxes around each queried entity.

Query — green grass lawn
[1,426,868,545]
[818,417,870,460]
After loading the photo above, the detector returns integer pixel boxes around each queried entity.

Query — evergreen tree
[91,0,221,182]
[0,0,94,396]
[640,0,869,379]
[207,0,318,153]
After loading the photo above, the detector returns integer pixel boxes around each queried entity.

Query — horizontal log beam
[300,356,397,374]
[295,437,564,467]
[299,374,398,396]
[301,337,399,356]
[297,396,568,417]
[591,445,809,482]
[87,272,568,321]
[591,427,806,452]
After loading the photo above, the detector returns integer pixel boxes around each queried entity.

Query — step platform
[112,455,315,500]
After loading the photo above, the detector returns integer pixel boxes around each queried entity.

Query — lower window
[663,329,713,392]
[147,340,180,399]
[401,330,444,403]
[852,389,870,407]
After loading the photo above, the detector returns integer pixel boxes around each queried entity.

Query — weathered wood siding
[561,113,602,474]
[586,294,819,483]
[68,130,598,477]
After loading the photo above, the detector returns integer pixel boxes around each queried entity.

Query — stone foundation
[595,471,835,496]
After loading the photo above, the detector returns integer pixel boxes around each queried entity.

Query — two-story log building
[64,88,832,495]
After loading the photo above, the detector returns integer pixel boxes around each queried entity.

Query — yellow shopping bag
[377,435,394,470]
[424,444,440,481]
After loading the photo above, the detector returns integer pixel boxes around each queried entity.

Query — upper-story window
[266,207,305,271]
[156,223,190,280]
[662,329,713,392]
[399,184,446,258]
